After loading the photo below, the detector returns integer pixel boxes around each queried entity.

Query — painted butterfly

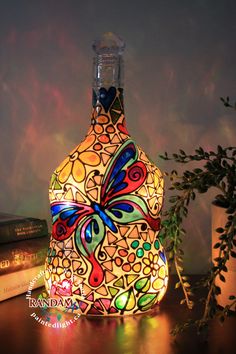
[50,139,160,287]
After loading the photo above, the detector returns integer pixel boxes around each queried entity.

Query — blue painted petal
[113,203,134,213]
[112,182,128,193]
[67,214,79,227]
[111,170,126,188]
[110,147,135,181]
[93,219,99,235]
[60,208,78,220]
[111,210,122,218]
[51,203,68,216]
[85,223,92,243]
[159,251,166,264]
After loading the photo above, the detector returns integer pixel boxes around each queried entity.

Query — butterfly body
[92,203,117,233]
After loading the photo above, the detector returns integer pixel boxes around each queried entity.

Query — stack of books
[0,212,49,301]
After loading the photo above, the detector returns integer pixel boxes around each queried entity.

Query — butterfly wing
[106,195,160,231]
[100,139,160,230]
[51,201,105,287]
[101,140,147,204]
[75,214,105,287]
[51,201,93,241]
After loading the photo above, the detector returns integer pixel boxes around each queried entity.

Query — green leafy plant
[159,97,236,335]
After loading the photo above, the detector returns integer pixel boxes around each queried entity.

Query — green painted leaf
[106,195,149,224]
[115,288,136,311]
[134,277,150,293]
[138,293,158,311]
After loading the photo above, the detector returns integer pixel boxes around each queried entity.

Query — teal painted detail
[131,240,139,249]
[154,240,160,250]
[136,248,144,258]
[143,242,151,251]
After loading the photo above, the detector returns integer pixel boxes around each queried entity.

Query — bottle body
[45,86,168,315]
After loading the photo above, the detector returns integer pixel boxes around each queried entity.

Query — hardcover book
[0,264,45,302]
[0,235,49,275]
[0,212,48,244]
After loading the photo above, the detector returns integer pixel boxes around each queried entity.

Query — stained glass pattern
[45,87,168,315]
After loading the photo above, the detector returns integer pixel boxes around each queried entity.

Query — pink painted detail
[86,293,94,301]
[94,300,103,311]
[74,287,82,295]
[50,284,62,300]
[78,301,89,313]
[87,306,103,315]
[100,298,111,311]
[109,306,118,314]
[80,218,94,256]
[52,279,73,296]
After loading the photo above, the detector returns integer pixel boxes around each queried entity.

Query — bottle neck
[93,53,124,91]
[90,44,129,137]
[90,86,129,137]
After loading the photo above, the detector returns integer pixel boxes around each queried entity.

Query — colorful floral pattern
[56,135,100,183]
[45,87,168,316]
[143,252,159,276]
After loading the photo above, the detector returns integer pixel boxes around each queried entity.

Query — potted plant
[159,97,236,335]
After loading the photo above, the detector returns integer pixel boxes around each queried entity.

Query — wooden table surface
[0,275,235,354]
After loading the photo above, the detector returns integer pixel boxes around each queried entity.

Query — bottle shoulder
[49,133,164,216]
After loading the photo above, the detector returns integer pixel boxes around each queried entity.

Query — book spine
[0,219,48,244]
[0,265,45,302]
[0,236,49,276]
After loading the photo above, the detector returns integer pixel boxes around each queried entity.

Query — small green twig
[160,136,236,335]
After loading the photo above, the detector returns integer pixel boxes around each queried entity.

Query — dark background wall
[1,0,236,273]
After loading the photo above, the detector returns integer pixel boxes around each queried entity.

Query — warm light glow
[212,205,236,307]
[44,86,168,315]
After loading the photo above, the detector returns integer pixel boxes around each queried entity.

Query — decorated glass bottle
[45,32,168,315]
